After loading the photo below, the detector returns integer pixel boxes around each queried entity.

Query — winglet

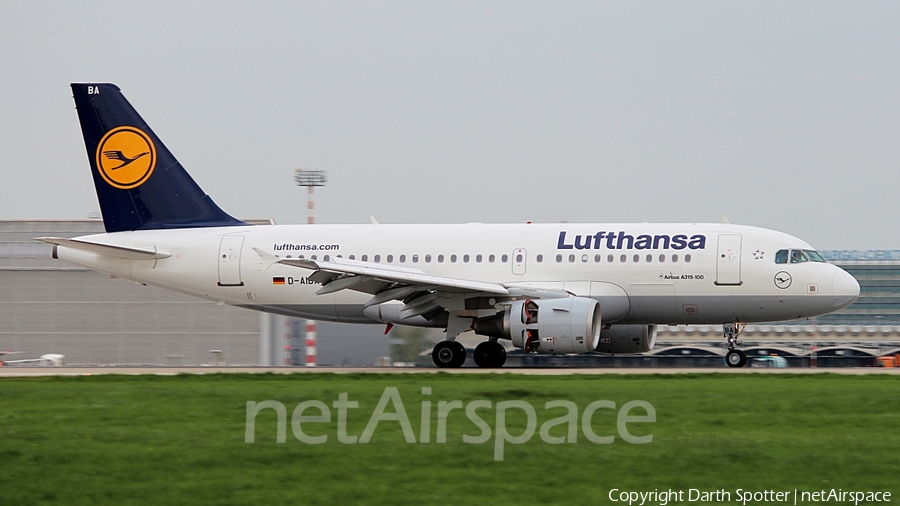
[369,214,379,225]
[252,247,281,271]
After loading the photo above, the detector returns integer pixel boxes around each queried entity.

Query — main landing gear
[473,340,507,368]
[432,341,466,368]
[723,320,747,368]
[432,339,507,368]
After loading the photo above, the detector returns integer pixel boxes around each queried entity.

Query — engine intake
[473,297,601,355]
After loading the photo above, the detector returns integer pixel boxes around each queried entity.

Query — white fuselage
[55,222,859,327]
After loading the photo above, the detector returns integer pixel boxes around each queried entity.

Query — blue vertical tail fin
[71,83,245,232]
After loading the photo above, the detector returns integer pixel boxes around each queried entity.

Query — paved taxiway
[1,366,899,377]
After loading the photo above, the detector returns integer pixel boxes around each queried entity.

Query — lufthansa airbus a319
[38,84,860,368]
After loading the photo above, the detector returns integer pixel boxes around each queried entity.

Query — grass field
[1,373,898,505]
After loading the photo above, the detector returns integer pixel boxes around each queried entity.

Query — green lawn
[1,373,898,505]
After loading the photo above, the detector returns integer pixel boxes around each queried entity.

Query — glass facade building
[818,250,900,326]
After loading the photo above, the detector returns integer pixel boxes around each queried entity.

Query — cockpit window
[790,250,809,264]
[777,249,825,264]
[804,250,825,262]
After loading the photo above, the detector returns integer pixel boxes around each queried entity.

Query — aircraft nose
[832,268,860,310]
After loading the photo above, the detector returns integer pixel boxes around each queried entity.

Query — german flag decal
[272,277,286,285]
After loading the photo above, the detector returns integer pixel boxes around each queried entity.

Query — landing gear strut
[474,340,507,368]
[432,341,467,368]
[723,320,747,368]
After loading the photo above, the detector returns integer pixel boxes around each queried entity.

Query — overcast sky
[1,1,897,249]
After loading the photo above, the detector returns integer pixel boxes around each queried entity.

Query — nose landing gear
[723,321,747,368]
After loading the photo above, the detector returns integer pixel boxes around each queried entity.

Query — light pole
[294,169,327,367]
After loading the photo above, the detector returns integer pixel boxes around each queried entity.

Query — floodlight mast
[294,169,327,366]
[294,169,326,225]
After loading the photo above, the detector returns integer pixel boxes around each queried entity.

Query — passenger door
[218,235,245,286]
[715,234,742,286]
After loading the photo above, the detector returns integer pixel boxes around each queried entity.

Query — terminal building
[1,220,898,366]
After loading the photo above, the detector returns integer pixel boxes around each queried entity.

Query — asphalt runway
[1,366,899,377]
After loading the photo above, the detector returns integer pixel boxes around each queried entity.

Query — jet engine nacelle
[594,325,658,354]
[473,297,601,355]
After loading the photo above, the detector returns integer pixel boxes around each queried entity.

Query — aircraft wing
[253,248,572,319]
[254,247,507,294]
[3,358,43,365]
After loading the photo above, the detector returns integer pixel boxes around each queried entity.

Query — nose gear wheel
[723,320,747,368]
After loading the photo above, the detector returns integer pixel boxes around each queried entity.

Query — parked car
[751,355,788,368]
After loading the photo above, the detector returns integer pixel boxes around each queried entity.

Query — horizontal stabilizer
[35,237,171,260]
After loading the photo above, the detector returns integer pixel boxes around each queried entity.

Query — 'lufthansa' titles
[557,231,706,250]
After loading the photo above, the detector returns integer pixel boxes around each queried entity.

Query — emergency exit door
[512,249,527,275]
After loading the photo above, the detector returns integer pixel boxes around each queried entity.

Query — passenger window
[516,254,524,263]
[646,254,653,263]
[374,255,380,263]
[582,254,588,263]
[463,254,470,263]
[568,254,575,263]
[425,254,431,263]
[608,254,614,263]
[556,254,562,263]
[536,254,543,263]
[311,255,317,260]
[476,254,482,263]
[775,250,789,264]
[685,254,691,263]
[324,255,330,261]
[672,254,678,262]
[437,254,444,263]
[659,254,665,263]
[387,255,393,263]
[633,254,640,263]
[399,255,406,262]
[790,250,808,264]
[595,254,602,263]
[620,254,626,263]
[489,254,495,263]
[412,255,418,263]
[450,254,457,263]
[501,254,509,263]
